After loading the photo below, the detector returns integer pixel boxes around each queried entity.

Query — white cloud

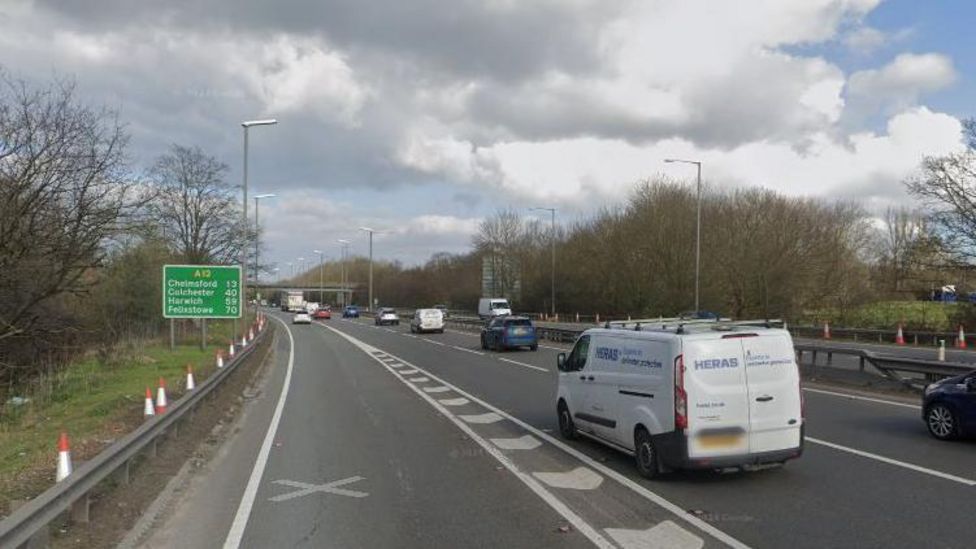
[843,26,886,53]
[847,53,957,115]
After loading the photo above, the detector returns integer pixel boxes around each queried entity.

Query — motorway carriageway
[149,312,976,549]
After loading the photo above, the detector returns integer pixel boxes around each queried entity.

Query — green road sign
[163,265,241,319]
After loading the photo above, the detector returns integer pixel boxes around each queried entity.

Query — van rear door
[683,338,751,458]
[740,333,802,453]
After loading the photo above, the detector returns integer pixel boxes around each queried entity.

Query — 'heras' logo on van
[595,347,619,361]
[693,358,739,370]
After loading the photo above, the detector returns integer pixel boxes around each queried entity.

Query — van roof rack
[604,318,784,333]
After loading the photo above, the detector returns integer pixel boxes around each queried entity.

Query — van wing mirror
[557,353,567,371]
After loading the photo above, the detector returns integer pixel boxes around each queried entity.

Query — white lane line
[317,323,616,548]
[490,434,542,451]
[324,333,749,548]
[532,467,604,490]
[457,412,504,424]
[403,334,418,339]
[539,344,567,351]
[438,397,470,406]
[423,386,451,394]
[445,329,478,337]
[407,376,430,383]
[383,328,396,333]
[224,317,296,549]
[606,521,704,549]
[803,387,921,410]
[498,357,549,373]
[423,338,447,346]
[452,345,485,356]
[398,368,419,375]
[806,437,976,486]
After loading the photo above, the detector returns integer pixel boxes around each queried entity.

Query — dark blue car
[342,305,360,318]
[923,371,976,439]
[481,316,538,351]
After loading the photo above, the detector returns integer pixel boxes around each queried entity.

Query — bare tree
[145,144,242,264]
[905,139,976,262]
[0,72,132,355]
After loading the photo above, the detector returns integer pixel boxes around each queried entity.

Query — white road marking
[383,328,396,333]
[398,368,419,374]
[438,397,470,406]
[490,434,542,451]
[224,316,296,549]
[606,521,704,549]
[803,387,921,410]
[457,412,503,424]
[388,363,405,369]
[423,386,451,393]
[423,338,447,346]
[408,376,430,383]
[498,357,549,373]
[806,437,976,486]
[452,345,485,356]
[445,329,479,338]
[317,323,616,548]
[403,333,418,338]
[320,321,749,548]
[539,344,568,351]
[532,467,604,490]
[269,477,368,502]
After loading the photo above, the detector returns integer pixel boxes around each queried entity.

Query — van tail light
[674,354,688,431]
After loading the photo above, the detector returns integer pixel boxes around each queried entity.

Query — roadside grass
[0,313,260,510]
[803,301,962,331]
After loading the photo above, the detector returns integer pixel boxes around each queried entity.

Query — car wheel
[530,344,538,351]
[926,403,958,440]
[634,428,659,479]
[557,401,577,440]
[480,335,488,350]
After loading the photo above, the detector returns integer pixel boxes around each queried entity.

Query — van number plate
[697,434,743,448]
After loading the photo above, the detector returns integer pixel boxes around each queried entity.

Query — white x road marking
[269,476,369,502]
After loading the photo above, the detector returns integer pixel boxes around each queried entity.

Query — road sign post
[163,265,243,320]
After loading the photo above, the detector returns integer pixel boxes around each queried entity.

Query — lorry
[478,298,512,319]
[286,291,305,312]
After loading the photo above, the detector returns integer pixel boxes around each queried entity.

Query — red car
[313,308,331,320]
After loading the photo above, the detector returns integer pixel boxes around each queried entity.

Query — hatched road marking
[407,376,430,383]
[490,434,542,451]
[457,412,503,424]
[269,477,369,502]
[606,521,704,549]
[438,397,470,406]
[423,386,451,393]
[532,467,604,490]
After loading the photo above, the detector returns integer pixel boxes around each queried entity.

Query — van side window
[569,335,590,371]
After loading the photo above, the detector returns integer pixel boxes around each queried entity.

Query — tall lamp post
[359,227,387,311]
[337,239,350,307]
[253,193,275,290]
[240,118,277,337]
[529,207,557,318]
[664,158,703,313]
[313,249,326,304]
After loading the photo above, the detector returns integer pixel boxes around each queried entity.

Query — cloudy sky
[1,0,971,271]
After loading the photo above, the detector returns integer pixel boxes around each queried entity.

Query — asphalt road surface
[149,311,976,549]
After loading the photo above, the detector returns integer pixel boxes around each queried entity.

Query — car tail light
[674,354,688,430]
[799,383,805,420]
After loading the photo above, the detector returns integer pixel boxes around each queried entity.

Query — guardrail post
[913,334,918,346]
[70,493,90,524]
[811,351,817,365]
[859,356,865,372]
[853,333,858,342]
[827,352,833,366]
[878,333,882,343]
[796,349,802,363]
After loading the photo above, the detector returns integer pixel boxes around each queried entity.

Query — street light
[253,193,276,286]
[313,249,326,305]
[240,118,277,338]
[337,239,350,307]
[528,208,557,317]
[664,158,703,313]
[359,227,388,312]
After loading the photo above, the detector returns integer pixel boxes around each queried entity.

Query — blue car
[923,371,976,439]
[342,305,360,318]
[481,316,538,351]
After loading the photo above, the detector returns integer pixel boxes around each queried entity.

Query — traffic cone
[228,341,236,358]
[143,387,155,417]
[155,378,168,414]
[185,365,195,391]
[895,323,905,345]
[216,349,224,368]
[249,327,254,341]
[595,313,600,325]
[823,321,831,340]
[56,432,72,482]
[957,325,967,349]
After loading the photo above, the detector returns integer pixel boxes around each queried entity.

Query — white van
[478,298,512,319]
[411,308,445,333]
[556,320,803,478]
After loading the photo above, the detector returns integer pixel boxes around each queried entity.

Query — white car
[556,319,803,478]
[292,312,311,324]
[375,308,400,326]
[411,309,445,333]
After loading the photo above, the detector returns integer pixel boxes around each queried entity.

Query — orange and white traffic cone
[823,321,831,340]
[56,432,72,482]
[957,325,967,349]
[144,387,155,417]
[216,349,224,368]
[155,378,168,414]
[595,313,600,325]
[895,323,905,345]
[185,365,195,391]
[240,334,247,347]
[249,327,254,341]
[228,341,236,358]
